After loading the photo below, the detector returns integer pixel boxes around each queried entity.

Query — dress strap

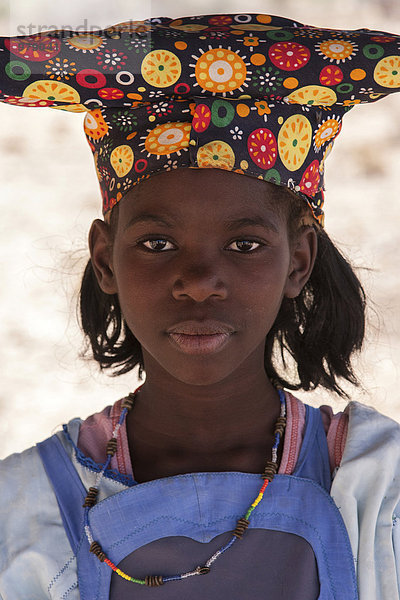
[37,433,86,554]
[292,404,332,491]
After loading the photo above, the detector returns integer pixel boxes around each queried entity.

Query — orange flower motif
[255,100,271,116]
[189,102,197,116]
[243,36,259,47]
[343,98,361,106]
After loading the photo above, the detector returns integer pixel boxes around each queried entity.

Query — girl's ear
[284,226,318,299]
[89,219,118,294]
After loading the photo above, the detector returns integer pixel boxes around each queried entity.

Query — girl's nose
[171,260,228,302]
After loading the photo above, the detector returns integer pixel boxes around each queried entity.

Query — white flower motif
[359,87,374,95]
[148,90,165,99]
[122,178,133,191]
[164,159,179,170]
[154,102,171,114]
[230,126,243,140]
[105,52,122,66]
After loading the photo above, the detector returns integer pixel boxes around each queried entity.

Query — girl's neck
[126,369,282,481]
[133,367,277,432]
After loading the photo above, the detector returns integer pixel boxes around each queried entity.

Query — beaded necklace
[83,388,287,587]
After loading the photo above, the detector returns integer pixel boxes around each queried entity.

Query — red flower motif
[192,103,211,132]
[208,15,233,26]
[299,160,320,196]
[98,87,125,100]
[319,65,343,86]
[248,128,277,169]
[5,35,61,62]
[370,35,396,43]
[3,95,56,107]
[269,42,310,71]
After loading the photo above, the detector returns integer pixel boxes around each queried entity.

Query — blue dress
[37,404,358,599]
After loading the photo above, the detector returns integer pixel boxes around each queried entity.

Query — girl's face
[90,169,316,387]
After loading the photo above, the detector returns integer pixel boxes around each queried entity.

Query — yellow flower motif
[110,145,134,178]
[243,36,259,47]
[141,50,182,88]
[255,100,271,116]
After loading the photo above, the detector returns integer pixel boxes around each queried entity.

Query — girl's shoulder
[338,399,400,468]
[0,417,128,599]
[330,401,400,598]
[0,425,82,598]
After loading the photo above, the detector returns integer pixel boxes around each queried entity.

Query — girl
[0,12,399,600]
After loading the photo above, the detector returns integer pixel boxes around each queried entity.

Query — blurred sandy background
[0,0,399,458]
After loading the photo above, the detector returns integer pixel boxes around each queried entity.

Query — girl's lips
[167,332,232,355]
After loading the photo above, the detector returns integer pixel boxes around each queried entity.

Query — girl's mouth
[167,332,232,355]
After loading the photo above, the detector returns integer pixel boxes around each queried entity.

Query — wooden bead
[145,575,164,587]
[233,517,249,538]
[106,437,118,456]
[90,541,106,562]
[262,460,277,481]
[274,416,287,436]
[121,393,136,411]
[83,486,99,507]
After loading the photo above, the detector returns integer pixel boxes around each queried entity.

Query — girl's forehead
[119,168,286,221]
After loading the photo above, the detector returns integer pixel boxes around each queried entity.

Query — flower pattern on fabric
[313,116,342,151]
[287,85,337,106]
[319,65,343,86]
[298,159,320,195]
[316,39,358,63]
[374,55,400,88]
[269,42,311,71]
[65,34,106,54]
[192,103,211,132]
[191,47,250,95]
[5,35,61,61]
[197,140,236,169]
[248,128,277,169]
[241,36,261,51]
[96,49,128,72]
[110,145,134,177]
[44,58,77,81]
[123,34,154,55]
[251,66,284,93]
[141,49,182,87]
[141,122,191,157]
[84,109,109,140]
[23,80,81,104]
[278,114,312,171]
[1,13,400,226]
[110,109,138,133]
[230,125,243,140]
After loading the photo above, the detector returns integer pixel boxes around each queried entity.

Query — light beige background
[0,0,399,458]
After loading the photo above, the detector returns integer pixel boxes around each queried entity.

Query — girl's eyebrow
[225,216,279,234]
[124,213,175,231]
[124,213,279,233]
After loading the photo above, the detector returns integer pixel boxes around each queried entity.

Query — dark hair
[79,183,365,397]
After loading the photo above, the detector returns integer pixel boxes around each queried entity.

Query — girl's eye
[141,239,175,252]
[227,239,262,253]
